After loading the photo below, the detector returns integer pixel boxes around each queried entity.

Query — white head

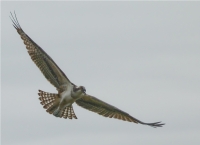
[71,85,86,99]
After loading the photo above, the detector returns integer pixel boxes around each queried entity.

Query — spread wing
[76,94,165,127]
[10,12,71,91]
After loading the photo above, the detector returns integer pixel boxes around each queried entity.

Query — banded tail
[59,106,77,119]
[38,90,77,119]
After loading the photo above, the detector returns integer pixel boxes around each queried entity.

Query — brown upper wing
[10,12,71,90]
[76,94,164,127]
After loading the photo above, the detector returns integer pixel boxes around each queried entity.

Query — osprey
[10,12,164,127]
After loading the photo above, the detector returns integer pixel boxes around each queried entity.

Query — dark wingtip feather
[144,121,165,128]
[10,11,21,30]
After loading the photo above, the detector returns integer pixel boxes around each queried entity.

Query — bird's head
[72,85,86,99]
[73,86,86,93]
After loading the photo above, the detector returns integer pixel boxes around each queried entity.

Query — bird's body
[10,12,165,127]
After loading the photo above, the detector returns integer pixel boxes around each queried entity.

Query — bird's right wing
[10,12,72,91]
[76,94,164,127]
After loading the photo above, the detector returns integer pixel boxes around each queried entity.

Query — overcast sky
[2,1,200,145]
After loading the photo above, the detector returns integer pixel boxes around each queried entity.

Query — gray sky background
[2,1,200,145]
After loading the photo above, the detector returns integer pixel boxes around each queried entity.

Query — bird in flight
[10,12,164,128]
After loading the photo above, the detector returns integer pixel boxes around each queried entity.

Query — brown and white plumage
[10,12,165,127]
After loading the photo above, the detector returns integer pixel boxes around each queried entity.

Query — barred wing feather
[76,95,164,127]
[10,12,71,90]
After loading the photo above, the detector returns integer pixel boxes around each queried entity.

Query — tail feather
[38,90,60,114]
[61,106,77,119]
[38,90,77,119]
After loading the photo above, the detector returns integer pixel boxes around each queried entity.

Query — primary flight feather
[10,12,164,127]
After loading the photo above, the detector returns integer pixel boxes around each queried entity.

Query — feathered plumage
[10,12,165,128]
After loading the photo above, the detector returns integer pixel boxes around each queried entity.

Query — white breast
[60,84,75,106]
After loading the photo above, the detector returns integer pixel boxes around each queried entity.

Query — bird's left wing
[76,94,164,127]
[10,12,72,91]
